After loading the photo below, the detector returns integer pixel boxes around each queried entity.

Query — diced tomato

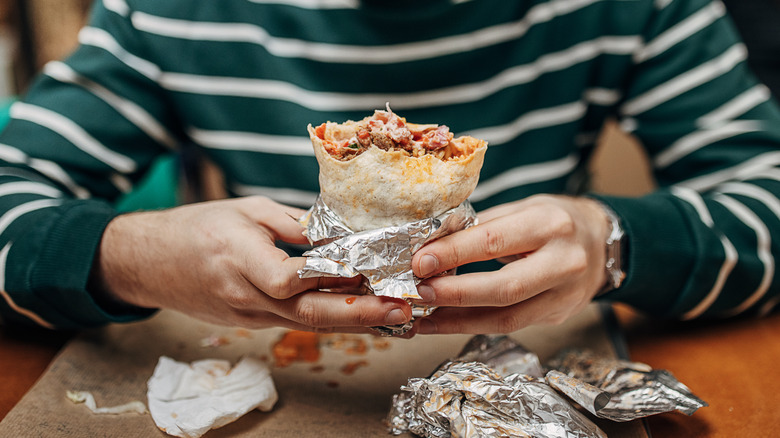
[314,123,326,139]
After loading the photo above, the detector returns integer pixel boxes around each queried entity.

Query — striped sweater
[1,0,780,329]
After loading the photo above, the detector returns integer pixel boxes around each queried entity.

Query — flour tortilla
[308,119,487,232]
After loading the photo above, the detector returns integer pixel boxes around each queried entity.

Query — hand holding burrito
[92,196,411,330]
[410,194,613,334]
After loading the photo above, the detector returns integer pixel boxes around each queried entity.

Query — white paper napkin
[147,356,278,438]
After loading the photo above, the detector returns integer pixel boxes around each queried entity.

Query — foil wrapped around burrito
[388,335,707,437]
[298,196,478,335]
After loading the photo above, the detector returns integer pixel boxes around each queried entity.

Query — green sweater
[1,0,780,328]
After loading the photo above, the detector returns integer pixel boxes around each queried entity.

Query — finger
[226,310,383,334]
[233,223,359,297]
[417,247,582,307]
[413,209,553,278]
[475,202,521,223]
[272,293,413,328]
[414,288,580,334]
[237,196,310,244]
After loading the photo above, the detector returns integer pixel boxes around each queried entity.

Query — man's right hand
[91,196,412,331]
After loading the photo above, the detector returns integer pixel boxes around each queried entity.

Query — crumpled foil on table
[546,349,708,421]
[298,196,477,335]
[388,335,707,437]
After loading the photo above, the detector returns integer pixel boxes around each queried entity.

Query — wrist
[89,212,157,312]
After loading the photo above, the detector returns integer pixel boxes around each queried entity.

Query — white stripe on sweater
[133,0,603,64]
[102,0,130,16]
[696,84,772,128]
[743,168,780,184]
[188,127,313,156]
[10,103,137,174]
[79,27,162,80]
[465,101,587,146]
[44,61,179,150]
[189,99,589,156]
[712,193,774,317]
[245,0,359,8]
[654,120,761,169]
[0,145,91,199]
[758,294,780,317]
[157,36,641,111]
[674,151,780,192]
[717,181,780,222]
[622,43,747,116]
[470,153,579,202]
[635,1,726,63]
[583,88,622,106]
[82,19,639,111]
[0,243,55,329]
[231,183,318,207]
[0,181,63,199]
[671,186,737,319]
[0,199,63,237]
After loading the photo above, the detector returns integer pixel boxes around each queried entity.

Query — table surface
[2,304,779,437]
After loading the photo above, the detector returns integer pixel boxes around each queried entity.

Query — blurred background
[0,0,91,100]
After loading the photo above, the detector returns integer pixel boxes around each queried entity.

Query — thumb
[237,196,309,244]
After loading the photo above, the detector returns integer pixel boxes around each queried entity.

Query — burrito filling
[313,107,476,161]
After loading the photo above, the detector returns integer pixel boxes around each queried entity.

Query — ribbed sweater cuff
[29,200,155,327]
[589,192,696,317]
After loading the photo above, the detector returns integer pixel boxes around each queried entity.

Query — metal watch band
[598,202,625,294]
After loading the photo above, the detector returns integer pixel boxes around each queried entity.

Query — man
[1,0,779,333]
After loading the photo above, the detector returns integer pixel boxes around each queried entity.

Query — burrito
[308,106,488,231]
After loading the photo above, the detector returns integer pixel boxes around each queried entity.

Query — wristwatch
[598,203,625,295]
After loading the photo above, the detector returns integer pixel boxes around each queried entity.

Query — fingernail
[417,284,436,303]
[418,318,437,334]
[419,254,439,277]
[385,308,408,325]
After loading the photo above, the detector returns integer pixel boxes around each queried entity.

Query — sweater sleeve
[595,0,780,319]
[0,1,181,328]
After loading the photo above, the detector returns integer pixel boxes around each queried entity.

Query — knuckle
[496,313,526,333]
[230,309,262,328]
[482,227,507,258]
[295,300,324,327]
[354,306,376,327]
[546,206,576,237]
[222,288,255,310]
[264,272,292,298]
[247,195,271,207]
[567,246,589,276]
[447,283,469,307]
[544,311,569,326]
[439,242,463,271]
[498,277,527,305]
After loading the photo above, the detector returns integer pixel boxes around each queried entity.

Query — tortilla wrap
[308,112,487,231]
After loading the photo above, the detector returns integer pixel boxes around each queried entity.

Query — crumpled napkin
[147,356,278,438]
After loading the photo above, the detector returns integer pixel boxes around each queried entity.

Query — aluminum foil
[387,335,707,437]
[455,334,544,378]
[298,196,477,335]
[546,349,708,421]
[387,360,606,438]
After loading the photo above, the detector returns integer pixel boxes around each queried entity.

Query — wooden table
[614,304,780,437]
[2,304,780,437]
